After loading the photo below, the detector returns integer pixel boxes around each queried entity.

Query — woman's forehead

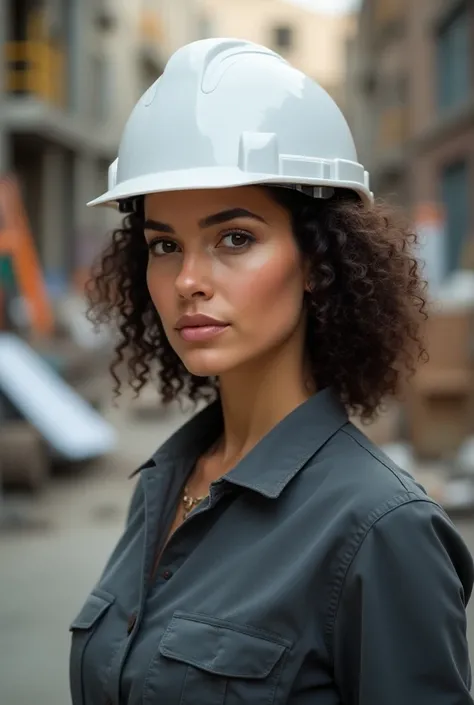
[144,186,289,226]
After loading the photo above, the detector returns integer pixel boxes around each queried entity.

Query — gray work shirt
[69,388,474,704]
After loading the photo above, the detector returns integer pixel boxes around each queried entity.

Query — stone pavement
[1,395,474,704]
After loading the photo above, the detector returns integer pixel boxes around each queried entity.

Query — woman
[70,38,474,704]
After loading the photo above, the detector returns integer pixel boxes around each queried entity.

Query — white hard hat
[88,38,372,208]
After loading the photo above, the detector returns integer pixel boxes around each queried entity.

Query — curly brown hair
[85,187,428,419]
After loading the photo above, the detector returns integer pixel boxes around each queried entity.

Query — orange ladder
[0,176,55,336]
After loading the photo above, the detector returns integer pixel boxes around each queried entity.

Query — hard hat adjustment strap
[274,184,335,200]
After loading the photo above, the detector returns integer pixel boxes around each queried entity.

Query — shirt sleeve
[332,498,474,705]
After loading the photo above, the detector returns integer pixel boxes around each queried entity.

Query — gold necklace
[182,486,207,520]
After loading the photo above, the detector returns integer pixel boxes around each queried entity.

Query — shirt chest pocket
[69,589,115,705]
[144,612,290,705]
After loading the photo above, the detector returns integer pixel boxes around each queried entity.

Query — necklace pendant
[182,494,195,512]
[182,486,207,523]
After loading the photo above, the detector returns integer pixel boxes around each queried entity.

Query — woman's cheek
[224,246,303,315]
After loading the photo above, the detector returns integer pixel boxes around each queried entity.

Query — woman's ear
[304,272,315,294]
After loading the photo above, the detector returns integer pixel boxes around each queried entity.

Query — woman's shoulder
[299,419,438,529]
[301,422,474,595]
[337,422,426,496]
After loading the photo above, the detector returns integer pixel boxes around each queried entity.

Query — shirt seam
[323,492,441,662]
[340,426,412,491]
[170,611,292,647]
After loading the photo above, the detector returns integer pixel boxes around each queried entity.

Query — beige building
[196,0,357,108]
[153,0,207,56]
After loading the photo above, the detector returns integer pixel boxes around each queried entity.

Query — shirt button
[127,613,137,635]
[163,569,173,580]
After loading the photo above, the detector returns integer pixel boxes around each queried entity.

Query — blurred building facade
[196,0,357,110]
[0,0,201,290]
[347,0,474,275]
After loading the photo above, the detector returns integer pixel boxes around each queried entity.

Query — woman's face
[144,186,307,378]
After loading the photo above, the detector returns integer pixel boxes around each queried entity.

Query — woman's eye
[219,231,253,250]
[148,239,179,256]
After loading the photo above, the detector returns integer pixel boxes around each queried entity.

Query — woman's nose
[175,253,214,300]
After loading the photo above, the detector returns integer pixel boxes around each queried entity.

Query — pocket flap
[69,589,115,631]
[159,612,288,679]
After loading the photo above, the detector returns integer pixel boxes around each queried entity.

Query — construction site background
[1,1,474,702]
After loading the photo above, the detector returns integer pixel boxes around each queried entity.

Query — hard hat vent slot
[202,48,286,93]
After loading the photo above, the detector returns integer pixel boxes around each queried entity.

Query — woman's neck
[215,342,315,469]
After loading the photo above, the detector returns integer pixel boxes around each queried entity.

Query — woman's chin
[180,349,238,378]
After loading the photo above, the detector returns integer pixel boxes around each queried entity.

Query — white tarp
[56,294,113,350]
[0,333,117,460]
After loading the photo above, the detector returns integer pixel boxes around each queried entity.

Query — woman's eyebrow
[143,219,174,234]
[198,208,267,228]
[143,208,267,234]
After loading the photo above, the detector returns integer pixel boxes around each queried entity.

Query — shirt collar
[132,387,348,498]
[220,387,348,498]
[129,401,222,478]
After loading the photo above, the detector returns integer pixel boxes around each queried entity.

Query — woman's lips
[178,324,229,342]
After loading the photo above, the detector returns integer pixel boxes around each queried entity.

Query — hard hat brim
[87,166,373,209]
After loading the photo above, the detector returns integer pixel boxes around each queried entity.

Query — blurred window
[273,25,294,51]
[441,159,469,273]
[90,53,113,123]
[436,3,470,111]
[379,73,407,107]
[95,1,117,32]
